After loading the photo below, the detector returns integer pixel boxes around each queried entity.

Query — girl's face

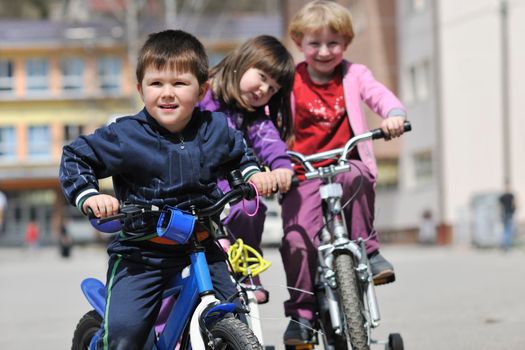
[137,65,207,133]
[239,68,281,108]
[297,28,348,83]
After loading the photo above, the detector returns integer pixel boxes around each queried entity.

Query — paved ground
[1,243,524,350]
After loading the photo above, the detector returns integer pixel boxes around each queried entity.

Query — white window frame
[0,126,16,160]
[413,150,433,185]
[26,58,49,92]
[63,124,84,145]
[27,125,51,159]
[0,59,14,94]
[98,56,121,93]
[60,58,85,92]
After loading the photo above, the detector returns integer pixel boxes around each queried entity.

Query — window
[376,158,399,190]
[98,56,121,93]
[63,124,84,145]
[0,59,14,94]
[61,58,85,91]
[409,0,427,13]
[404,60,431,104]
[27,125,50,159]
[413,150,433,184]
[402,68,415,105]
[348,1,367,34]
[0,126,16,160]
[414,60,430,101]
[26,58,49,92]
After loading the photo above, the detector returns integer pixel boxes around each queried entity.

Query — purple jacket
[199,90,292,171]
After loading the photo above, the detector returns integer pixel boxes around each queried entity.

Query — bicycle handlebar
[194,183,256,217]
[88,169,257,236]
[288,121,412,180]
[90,183,256,226]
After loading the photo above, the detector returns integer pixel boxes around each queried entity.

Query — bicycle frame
[81,245,238,350]
[79,175,259,350]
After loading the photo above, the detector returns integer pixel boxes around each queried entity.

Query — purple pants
[218,179,267,255]
[279,160,379,320]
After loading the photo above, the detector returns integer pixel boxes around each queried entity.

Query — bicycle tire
[315,284,348,350]
[334,252,369,350]
[210,317,262,350]
[71,310,101,350]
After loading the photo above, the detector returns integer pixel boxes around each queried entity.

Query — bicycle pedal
[285,344,314,350]
[373,272,396,286]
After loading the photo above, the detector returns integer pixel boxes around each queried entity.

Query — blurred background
[0,0,523,251]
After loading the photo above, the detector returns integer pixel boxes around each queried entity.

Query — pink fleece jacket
[292,60,406,178]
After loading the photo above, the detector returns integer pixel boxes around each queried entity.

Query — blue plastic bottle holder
[156,207,196,244]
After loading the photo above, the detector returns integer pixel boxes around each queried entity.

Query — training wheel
[386,333,403,350]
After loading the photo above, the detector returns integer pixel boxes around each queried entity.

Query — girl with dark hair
[199,35,296,303]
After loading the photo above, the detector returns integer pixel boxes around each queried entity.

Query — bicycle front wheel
[210,317,262,350]
[71,310,101,350]
[334,252,369,350]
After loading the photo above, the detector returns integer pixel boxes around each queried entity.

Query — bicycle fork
[356,239,381,329]
[318,182,382,336]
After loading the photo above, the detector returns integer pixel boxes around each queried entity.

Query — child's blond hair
[289,0,355,45]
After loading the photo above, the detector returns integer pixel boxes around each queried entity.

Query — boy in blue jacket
[59,29,275,349]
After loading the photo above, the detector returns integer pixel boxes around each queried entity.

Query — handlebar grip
[243,183,257,200]
[87,208,122,233]
[371,120,412,140]
[87,207,96,219]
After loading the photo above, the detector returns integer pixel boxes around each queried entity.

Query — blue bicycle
[71,171,262,350]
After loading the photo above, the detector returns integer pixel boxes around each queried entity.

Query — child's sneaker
[252,286,269,304]
[246,275,269,304]
[369,251,396,285]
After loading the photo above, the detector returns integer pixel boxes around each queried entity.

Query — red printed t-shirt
[292,63,355,172]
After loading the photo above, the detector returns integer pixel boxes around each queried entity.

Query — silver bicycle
[286,121,411,350]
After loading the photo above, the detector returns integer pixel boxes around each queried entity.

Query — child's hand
[380,116,406,140]
[248,172,277,197]
[83,194,119,218]
[271,168,294,193]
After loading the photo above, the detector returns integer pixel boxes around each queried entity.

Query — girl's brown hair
[209,35,295,141]
[289,0,355,46]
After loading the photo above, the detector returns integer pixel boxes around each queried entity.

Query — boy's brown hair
[289,0,355,46]
[136,29,208,85]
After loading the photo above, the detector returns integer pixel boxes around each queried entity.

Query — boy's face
[296,28,348,82]
[137,65,207,133]
[239,68,281,108]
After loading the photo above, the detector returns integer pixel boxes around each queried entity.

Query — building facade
[0,2,285,245]
[0,20,137,244]
[396,0,525,243]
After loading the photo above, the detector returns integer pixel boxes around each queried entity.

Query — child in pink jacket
[280,0,408,344]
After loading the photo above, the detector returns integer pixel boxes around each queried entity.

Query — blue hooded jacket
[59,107,260,233]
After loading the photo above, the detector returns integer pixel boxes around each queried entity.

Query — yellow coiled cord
[227,239,272,277]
